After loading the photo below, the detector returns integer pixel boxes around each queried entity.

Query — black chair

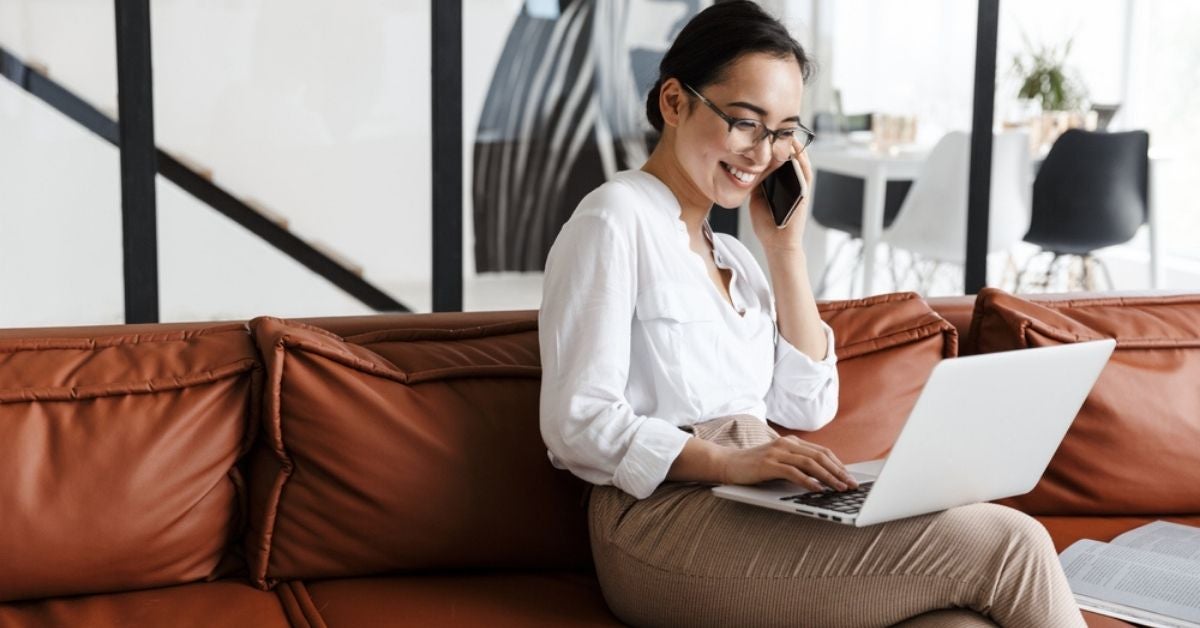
[1018,129,1149,291]
[810,173,912,296]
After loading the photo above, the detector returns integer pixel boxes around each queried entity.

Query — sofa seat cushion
[279,572,620,627]
[0,580,289,627]
[1035,515,1200,554]
[246,315,592,588]
[1083,612,1139,627]
[0,325,260,602]
[279,572,1125,628]
[1036,516,1200,628]
[926,295,976,341]
[774,293,958,463]
[967,288,1200,515]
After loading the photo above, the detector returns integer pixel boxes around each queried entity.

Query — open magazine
[1058,521,1200,628]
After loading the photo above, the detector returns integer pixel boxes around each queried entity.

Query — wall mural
[473,0,705,272]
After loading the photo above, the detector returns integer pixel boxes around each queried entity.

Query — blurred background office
[1,0,1196,327]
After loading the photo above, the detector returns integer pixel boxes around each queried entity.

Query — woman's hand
[720,435,858,492]
[748,144,815,253]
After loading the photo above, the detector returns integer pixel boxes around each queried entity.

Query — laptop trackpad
[847,458,885,481]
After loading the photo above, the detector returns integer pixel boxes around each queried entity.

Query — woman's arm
[750,150,828,362]
[765,249,828,362]
[667,432,857,492]
[744,150,840,432]
[540,212,692,500]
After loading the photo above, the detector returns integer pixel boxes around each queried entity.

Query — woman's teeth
[722,162,755,184]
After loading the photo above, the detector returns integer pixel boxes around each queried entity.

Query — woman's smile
[720,161,762,188]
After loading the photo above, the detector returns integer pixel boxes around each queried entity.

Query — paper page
[1110,521,1200,561]
[1076,594,1200,628]
[1059,540,1200,623]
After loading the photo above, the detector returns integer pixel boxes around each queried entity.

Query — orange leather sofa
[2,288,1195,627]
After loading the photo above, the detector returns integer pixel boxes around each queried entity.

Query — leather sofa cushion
[281,573,620,627]
[968,288,1200,515]
[1083,614,1139,628]
[1035,515,1200,554]
[0,581,289,627]
[284,572,1124,628]
[926,296,975,344]
[245,315,592,588]
[0,325,260,602]
[1035,517,1197,626]
[774,292,958,464]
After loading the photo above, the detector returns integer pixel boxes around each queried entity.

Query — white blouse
[538,169,839,499]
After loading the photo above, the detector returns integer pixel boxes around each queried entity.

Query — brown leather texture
[1036,515,1200,554]
[968,288,1200,515]
[4,295,1181,628]
[282,573,1123,628]
[245,314,592,589]
[1083,611,1144,628]
[290,573,621,627]
[296,310,540,337]
[0,580,289,627]
[1036,517,1197,626]
[772,292,958,464]
[926,295,975,346]
[0,325,260,603]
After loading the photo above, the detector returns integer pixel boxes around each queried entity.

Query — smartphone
[760,158,807,228]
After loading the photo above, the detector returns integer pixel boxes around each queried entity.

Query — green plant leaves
[1010,36,1088,111]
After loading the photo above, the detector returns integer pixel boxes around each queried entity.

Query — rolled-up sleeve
[765,320,840,431]
[539,213,691,499]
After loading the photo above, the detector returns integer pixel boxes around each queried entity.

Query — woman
[538,3,1085,626]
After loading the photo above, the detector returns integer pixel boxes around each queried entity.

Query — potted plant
[1010,35,1093,150]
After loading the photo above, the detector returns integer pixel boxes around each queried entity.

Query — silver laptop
[712,339,1116,527]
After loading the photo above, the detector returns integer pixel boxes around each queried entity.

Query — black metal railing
[2,38,411,318]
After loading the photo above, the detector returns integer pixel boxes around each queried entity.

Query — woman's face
[671,52,806,209]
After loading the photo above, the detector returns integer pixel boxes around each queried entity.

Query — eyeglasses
[683,83,815,161]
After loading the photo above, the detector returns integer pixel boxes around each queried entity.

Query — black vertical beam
[432,0,463,312]
[965,0,999,294]
[114,0,159,323]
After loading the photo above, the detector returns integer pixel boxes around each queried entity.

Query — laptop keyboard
[780,481,875,514]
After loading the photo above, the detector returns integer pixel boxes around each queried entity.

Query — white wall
[818,0,1200,293]
[150,0,432,293]
[0,0,527,325]
[0,0,118,114]
[0,0,124,326]
[0,77,125,326]
[2,0,1195,327]
[827,0,978,144]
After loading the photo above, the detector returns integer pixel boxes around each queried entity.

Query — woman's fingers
[810,448,858,488]
[772,462,824,493]
[779,452,846,491]
[794,144,814,186]
[778,437,858,488]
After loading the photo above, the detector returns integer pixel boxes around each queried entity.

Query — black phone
[760,158,807,228]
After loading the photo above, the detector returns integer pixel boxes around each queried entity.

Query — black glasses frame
[683,83,816,155]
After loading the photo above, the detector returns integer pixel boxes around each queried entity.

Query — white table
[1145,148,1169,289]
[805,141,1166,296]
[806,141,928,296]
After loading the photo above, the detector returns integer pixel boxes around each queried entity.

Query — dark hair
[645,1,814,133]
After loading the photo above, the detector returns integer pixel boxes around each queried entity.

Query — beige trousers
[588,415,1086,628]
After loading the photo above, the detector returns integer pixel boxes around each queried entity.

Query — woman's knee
[892,608,999,627]
[942,503,1056,558]
[980,503,1052,545]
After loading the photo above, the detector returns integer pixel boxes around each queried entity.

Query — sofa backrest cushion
[245,315,591,588]
[967,287,1200,515]
[0,325,260,602]
[773,292,958,464]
